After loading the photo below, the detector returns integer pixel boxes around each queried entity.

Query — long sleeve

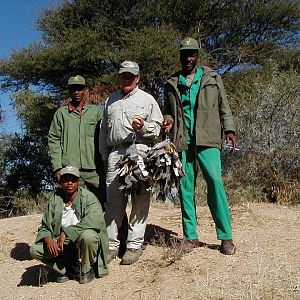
[217,75,235,133]
[35,194,63,242]
[48,111,63,172]
[137,99,163,138]
[99,101,110,161]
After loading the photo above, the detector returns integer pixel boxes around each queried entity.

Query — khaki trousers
[105,145,150,250]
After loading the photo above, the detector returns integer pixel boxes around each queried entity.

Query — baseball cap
[119,61,139,75]
[60,166,80,178]
[68,75,86,86]
[179,37,200,51]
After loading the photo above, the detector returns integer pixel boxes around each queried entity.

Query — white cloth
[61,205,80,229]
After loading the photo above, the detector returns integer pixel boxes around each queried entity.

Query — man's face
[180,50,199,73]
[118,72,140,94]
[68,84,85,103]
[60,175,80,196]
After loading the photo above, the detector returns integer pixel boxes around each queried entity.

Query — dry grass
[0,203,299,299]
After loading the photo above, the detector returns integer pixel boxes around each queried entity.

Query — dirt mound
[0,202,299,299]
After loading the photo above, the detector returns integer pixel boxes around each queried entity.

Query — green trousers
[79,169,106,209]
[30,229,100,275]
[180,145,233,241]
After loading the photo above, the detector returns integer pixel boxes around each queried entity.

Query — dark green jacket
[36,186,109,277]
[48,103,101,172]
[164,66,235,151]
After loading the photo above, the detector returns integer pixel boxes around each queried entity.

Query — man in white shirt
[100,61,163,265]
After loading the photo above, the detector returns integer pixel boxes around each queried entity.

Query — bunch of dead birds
[116,139,185,198]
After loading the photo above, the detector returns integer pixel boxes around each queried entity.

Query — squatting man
[30,166,109,284]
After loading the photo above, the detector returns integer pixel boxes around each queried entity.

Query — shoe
[220,240,236,255]
[56,274,70,283]
[79,269,95,284]
[107,249,119,263]
[120,248,143,265]
[181,239,203,253]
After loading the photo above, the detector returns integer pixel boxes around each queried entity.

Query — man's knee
[30,243,41,259]
[205,172,223,186]
[78,230,99,246]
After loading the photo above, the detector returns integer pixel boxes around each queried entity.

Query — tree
[223,63,300,204]
[163,0,300,72]
[1,0,299,93]
[0,0,299,200]
[0,134,54,195]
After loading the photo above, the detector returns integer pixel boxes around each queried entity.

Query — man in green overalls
[162,37,237,255]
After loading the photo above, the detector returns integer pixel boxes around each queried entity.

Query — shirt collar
[68,100,86,112]
[178,67,202,86]
[122,86,139,99]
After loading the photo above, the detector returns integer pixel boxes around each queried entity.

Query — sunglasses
[68,85,85,92]
[60,176,79,183]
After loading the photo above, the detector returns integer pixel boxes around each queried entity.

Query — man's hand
[225,133,237,152]
[54,170,61,183]
[132,116,144,131]
[57,231,66,253]
[161,119,173,133]
[44,236,60,257]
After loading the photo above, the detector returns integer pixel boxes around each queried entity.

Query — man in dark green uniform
[48,75,105,206]
[162,37,237,255]
[30,166,108,284]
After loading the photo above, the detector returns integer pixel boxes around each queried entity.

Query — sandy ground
[0,202,299,300]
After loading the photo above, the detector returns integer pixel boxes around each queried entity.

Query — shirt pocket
[125,101,150,121]
[83,118,97,137]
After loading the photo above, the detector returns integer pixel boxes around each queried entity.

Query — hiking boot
[120,248,143,265]
[107,249,119,263]
[56,274,70,283]
[79,269,95,284]
[181,239,204,253]
[220,240,236,255]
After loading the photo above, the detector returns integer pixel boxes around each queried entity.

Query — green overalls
[179,68,232,241]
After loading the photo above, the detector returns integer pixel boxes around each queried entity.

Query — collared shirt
[68,100,86,113]
[99,87,163,161]
[48,103,102,171]
[178,67,203,144]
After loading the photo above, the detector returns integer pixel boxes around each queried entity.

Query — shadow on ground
[144,223,180,247]
[11,243,32,261]
[144,224,220,251]
[18,264,57,287]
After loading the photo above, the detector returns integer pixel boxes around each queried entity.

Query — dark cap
[68,75,86,86]
[179,37,200,51]
[119,61,139,75]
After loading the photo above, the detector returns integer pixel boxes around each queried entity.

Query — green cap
[60,166,80,178]
[68,75,86,86]
[179,37,199,51]
[119,61,139,75]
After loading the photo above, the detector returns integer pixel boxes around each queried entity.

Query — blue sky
[0,0,60,134]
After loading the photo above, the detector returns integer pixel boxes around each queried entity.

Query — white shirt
[61,205,80,229]
[99,87,163,161]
